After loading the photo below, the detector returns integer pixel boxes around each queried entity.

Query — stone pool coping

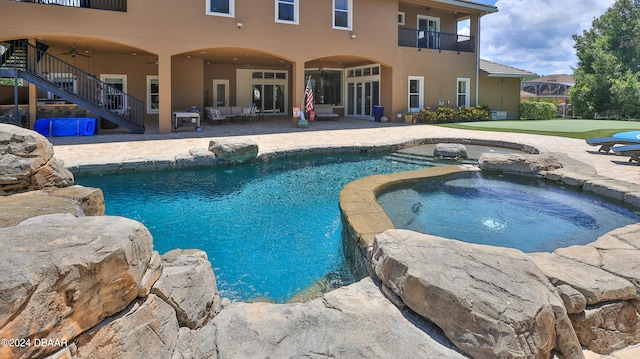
[65,137,539,176]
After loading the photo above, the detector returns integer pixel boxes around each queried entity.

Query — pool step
[384,152,439,166]
[385,151,478,167]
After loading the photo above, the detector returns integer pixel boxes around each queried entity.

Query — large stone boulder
[553,224,640,353]
[478,152,562,175]
[74,294,180,359]
[0,124,73,194]
[529,252,636,306]
[0,186,105,228]
[371,229,584,359]
[171,325,218,359]
[208,138,258,163]
[152,249,222,329]
[0,215,159,359]
[434,143,467,159]
[210,277,467,358]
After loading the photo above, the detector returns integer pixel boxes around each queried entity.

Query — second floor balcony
[398,27,475,53]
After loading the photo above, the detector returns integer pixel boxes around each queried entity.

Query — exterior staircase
[0,40,145,133]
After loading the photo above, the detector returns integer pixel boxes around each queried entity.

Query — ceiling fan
[61,44,91,58]
[146,59,158,65]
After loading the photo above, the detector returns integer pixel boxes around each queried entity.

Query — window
[100,74,127,114]
[398,12,405,26]
[207,0,234,17]
[408,76,424,112]
[333,0,352,30]
[276,0,298,24]
[346,65,379,78]
[147,76,159,114]
[457,78,470,107]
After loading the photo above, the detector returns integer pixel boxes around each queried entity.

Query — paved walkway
[50,116,640,358]
[53,117,640,183]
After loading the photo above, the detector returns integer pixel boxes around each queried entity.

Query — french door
[252,84,285,113]
[418,15,440,49]
[346,80,379,118]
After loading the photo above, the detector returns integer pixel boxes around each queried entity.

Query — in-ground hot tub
[376,171,640,252]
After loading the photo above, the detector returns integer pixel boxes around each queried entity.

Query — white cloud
[480,0,616,76]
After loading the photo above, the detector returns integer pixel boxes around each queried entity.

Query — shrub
[416,105,490,123]
[519,100,557,120]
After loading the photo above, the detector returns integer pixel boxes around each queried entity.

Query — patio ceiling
[32,36,154,56]
[22,37,378,70]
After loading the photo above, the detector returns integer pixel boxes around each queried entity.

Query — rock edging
[341,151,640,355]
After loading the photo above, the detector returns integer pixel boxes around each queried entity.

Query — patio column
[292,62,305,108]
[158,53,172,134]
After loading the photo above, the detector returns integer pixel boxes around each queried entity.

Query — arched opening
[305,55,390,119]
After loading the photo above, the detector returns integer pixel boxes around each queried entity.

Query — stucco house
[0,0,499,134]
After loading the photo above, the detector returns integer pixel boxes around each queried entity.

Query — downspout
[14,50,19,121]
[475,15,481,106]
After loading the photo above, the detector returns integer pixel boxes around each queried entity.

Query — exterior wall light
[236,22,243,29]
[350,34,356,39]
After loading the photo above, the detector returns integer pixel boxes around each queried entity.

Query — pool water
[377,172,640,252]
[76,154,422,303]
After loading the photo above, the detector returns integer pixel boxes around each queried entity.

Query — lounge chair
[585,137,640,153]
[205,107,226,125]
[612,144,640,163]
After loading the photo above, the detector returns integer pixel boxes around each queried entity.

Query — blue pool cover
[613,130,640,141]
[35,118,97,137]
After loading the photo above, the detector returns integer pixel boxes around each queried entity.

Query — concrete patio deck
[49,116,640,358]
[52,116,640,184]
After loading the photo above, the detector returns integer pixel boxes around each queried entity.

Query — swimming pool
[76,153,423,303]
[377,171,640,252]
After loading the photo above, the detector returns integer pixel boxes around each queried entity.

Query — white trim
[408,76,424,112]
[212,79,230,107]
[275,0,299,24]
[457,77,471,107]
[332,0,352,30]
[476,16,480,106]
[146,75,159,114]
[432,0,497,14]
[100,74,128,114]
[206,0,235,17]
[417,15,440,32]
[398,11,405,26]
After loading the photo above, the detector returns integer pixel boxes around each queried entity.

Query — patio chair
[239,107,252,124]
[585,137,640,153]
[612,144,640,163]
[205,107,226,125]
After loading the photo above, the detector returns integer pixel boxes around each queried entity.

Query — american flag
[304,77,314,112]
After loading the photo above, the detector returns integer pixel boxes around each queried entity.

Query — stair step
[385,151,478,167]
[384,153,438,166]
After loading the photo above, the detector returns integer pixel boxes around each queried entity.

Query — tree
[570,0,640,119]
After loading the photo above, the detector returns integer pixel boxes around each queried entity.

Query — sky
[472,0,617,76]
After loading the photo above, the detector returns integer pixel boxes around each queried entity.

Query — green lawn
[438,119,640,139]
